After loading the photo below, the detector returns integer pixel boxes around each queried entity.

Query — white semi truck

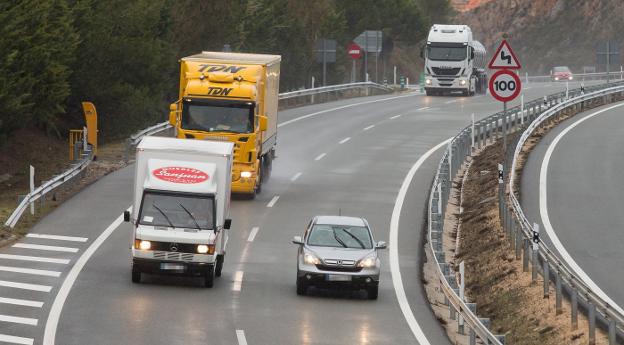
[423,24,487,96]
[124,136,233,287]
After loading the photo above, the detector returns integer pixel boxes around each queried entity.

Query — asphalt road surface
[0,81,599,345]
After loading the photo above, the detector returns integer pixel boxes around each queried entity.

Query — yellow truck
[169,52,281,197]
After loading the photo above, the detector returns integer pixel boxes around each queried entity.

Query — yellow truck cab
[169,52,281,197]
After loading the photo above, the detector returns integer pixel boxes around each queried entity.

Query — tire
[131,270,141,284]
[425,90,431,96]
[367,285,379,300]
[255,164,262,195]
[215,255,224,277]
[204,265,215,288]
[296,278,307,296]
[262,154,272,182]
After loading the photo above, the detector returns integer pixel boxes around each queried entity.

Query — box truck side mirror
[224,219,232,229]
[169,103,178,126]
[258,115,268,132]
[124,210,130,222]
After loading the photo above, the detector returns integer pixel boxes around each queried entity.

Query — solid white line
[26,234,88,243]
[278,93,419,128]
[0,297,44,308]
[236,330,248,345]
[416,106,430,111]
[540,103,624,317]
[314,153,326,161]
[13,243,78,253]
[0,314,38,326]
[266,196,280,208]
[390,114,402,119]
[363,125,375,131]
[0,254,70,265]
[338,137,351,144]
[247,227,260,242]
[390,138,451,345]
[232,271,244,292]
[290,172,302,182]
[0,280,52,292]
[43,211,126,345]
[0,266,61,277]
[0,334,34,345]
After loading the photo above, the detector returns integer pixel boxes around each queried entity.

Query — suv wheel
[296,277,307,295]
[367,285,378,300]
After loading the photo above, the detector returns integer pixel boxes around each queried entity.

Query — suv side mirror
[224,219,232,230]
[168,103,177,126]
[292,236,303,245]
[375,241,387,249]
[123,210,130,222]
[258,115,268,132]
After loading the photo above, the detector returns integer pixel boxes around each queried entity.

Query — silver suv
[292,215,386,299]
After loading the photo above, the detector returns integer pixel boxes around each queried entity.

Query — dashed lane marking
[0,297,44,308]
[247,227,259,242]
[314,153,326,161]
[290,172,302,182]
[266,196,280,208]
[26,234,88,243]
[0,266,61,277]
[0,280,52,292]
[12,244,78,253]
[0,254,70,265]
[0,314,38,326]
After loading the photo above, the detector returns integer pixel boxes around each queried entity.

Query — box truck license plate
[161,263,185,271]
[326,274,351,282]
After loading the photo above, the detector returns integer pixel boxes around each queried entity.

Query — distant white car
[292,215,386,299]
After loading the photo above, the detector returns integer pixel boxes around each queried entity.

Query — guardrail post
[555,270,562,315]
[571,288,578,329]
[588,302,596,345]
[543,260,550,298]
[532,246,538,284]
[495,335,506,344]
[608,319,616,345]
[469,328,476,345]
[515,223,522,259]
[523,239,529,272]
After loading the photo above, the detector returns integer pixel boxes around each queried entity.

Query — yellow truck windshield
[182,100,254,133]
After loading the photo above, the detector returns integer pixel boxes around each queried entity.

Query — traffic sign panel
[347,42,362,59]
[488,40,521,70]
[489,70,521,102]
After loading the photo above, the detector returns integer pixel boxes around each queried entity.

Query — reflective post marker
[521,94,525,124]
[471,113,475,149]
[459,261,465,334]
[29,165,35,215]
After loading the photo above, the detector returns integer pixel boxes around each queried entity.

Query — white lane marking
[0,314,38,326]
[540,103,624,317]
[444,99,457,104]
[390,114,402,119]
[232,271,244,292]
[26,234,88,243]
[236,330,248,345]
[416,106,430,111]
[13,243,78,253]
[0,334,34,345]
[314,153,326,161]
[43,211,126,345]
[390,138,450,345]
[278,93,419,128]
[0,280,52,292]
[0,297,44,308]
[290,172,302,182]
[266,196,280,208]
[338,137,351,144]
[0,266,61,278]
[0,254,70,265]
[247,227,260,242]
[363,125,375,131]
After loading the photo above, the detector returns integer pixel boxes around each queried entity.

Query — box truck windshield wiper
[178,203,202,231]
[152,203,175,228]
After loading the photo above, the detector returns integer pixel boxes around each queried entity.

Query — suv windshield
[182,100,254,133]
[139,191,215,230]
[427,44,467,61]
[553,66,570,73]
[307,225,373,249]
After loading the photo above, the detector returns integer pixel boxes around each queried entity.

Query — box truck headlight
[241,171,252,178]
[569,76,573,80]
[554,77,559,81]
[425,78,432,85]
[197,244,215,254]
[134,239,151,250]
[459,79,467,86]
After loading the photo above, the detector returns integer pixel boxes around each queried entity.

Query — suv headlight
[304,253,321,265]
[358,255,378,268]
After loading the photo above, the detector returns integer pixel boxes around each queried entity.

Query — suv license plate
[161,263,185,271]
[327,274,351,282]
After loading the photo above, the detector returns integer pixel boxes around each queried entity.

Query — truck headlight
[304,253,321,265]
[569,76,573,80]
[134,239,151,250]
[241,171,252,178]
[425,78,432,85]
[197,244,215,254]
[459,79,467,86]
[358,255,378,268]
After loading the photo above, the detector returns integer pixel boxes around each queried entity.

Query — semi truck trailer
[125,136,233,287]
[423,24,487,96]
[169,52,281,197]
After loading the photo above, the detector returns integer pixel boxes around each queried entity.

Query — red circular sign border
[152,166,209,184]
[489,69,522,102]
[347,43,362,60]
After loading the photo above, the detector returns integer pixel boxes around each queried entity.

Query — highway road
[0,81,596,345]
[521,100,624,320]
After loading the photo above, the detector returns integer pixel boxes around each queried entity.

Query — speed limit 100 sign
[489,70,521,102]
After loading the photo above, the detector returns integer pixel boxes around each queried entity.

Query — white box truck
[124,136,233,287]
[423,24,487,96]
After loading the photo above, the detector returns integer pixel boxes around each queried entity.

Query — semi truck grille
[153,251,195,262]
[432,67,460,76]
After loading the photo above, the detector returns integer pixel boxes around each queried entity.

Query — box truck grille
[153,251,195,262]
[432,67,460,76]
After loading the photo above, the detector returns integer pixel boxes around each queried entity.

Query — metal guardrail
[427,80,624,344]
[525,71,624,83]
[4,149,93,228]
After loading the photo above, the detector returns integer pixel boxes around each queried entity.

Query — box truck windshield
[139,191,215,230]
[427,44,467,61]
[182,99,254,134]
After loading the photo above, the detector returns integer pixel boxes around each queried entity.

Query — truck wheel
[367,285,379,300]
[204,265,215,288]
[262,154,272,182]
[215,255,224,277]
[296,277,307,296]
[132,270,141,284]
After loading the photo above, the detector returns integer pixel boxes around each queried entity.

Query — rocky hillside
[456,0,624,74]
